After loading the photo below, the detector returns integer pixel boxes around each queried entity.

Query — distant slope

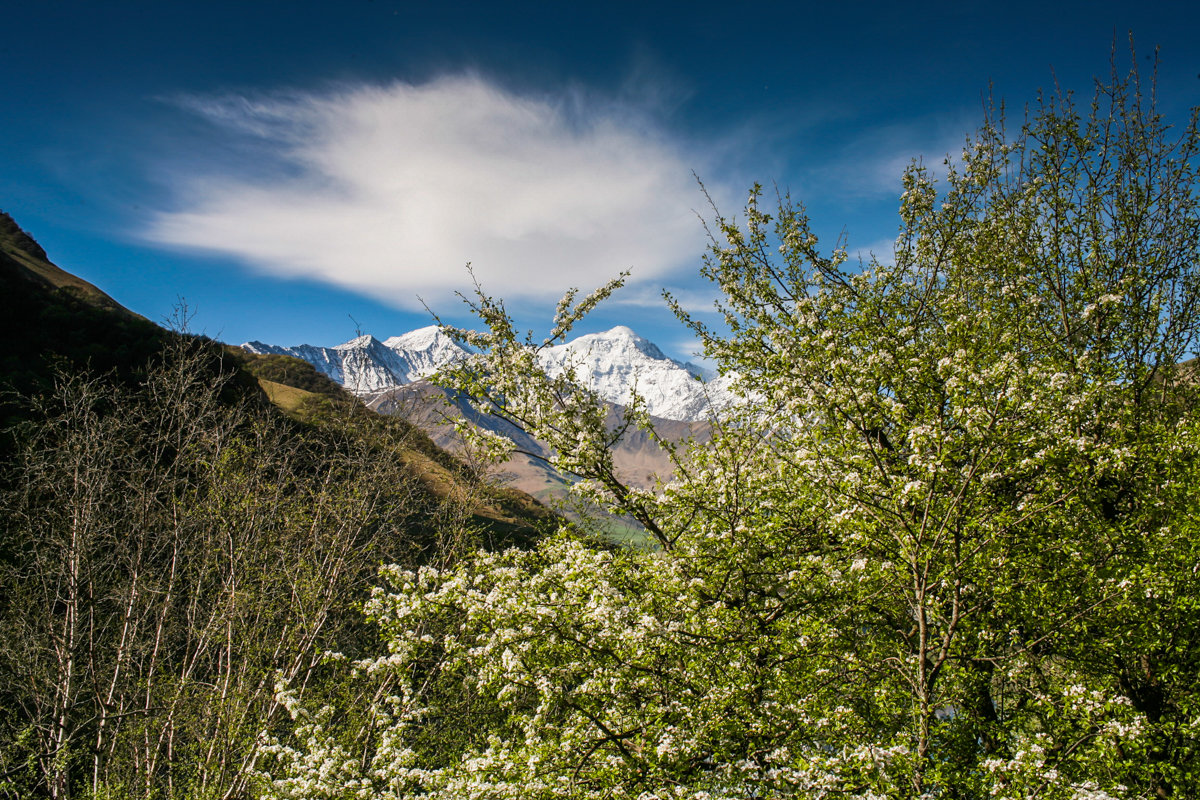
[0,211,140,317]
[0,209,556,543]
[0,211,177,413]
[365,379,709,499]
[230,348,348,402]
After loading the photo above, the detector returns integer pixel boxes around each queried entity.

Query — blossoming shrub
[258,61,1200,798]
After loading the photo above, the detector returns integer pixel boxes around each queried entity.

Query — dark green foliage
[224,347,506,489]
[0,214,270,458]
[0,251,166,421]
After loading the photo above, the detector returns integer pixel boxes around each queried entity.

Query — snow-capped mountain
[243,326,469,394]
[538,326,727,422]
[382,326,471,381]
[241,325,733,422]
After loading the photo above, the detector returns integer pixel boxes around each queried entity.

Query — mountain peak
[335,334,381,350]
[0,211,49,262]
[383,325,455,351]
[1,211,136,317]
[244,325,732,421]
[566,326,667,362]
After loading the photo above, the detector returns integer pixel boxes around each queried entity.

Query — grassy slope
[253,374,554,539]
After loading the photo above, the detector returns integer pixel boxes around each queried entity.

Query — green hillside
[0,212,173,405]
[0,211,555,800]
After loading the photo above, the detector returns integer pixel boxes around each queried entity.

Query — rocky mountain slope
[244,326,467,393]
[364,380,707,502]
[538,325,734,422]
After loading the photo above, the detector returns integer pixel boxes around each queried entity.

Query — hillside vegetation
[0,215,555,800]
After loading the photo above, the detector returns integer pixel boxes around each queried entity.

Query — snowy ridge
[242,341,346,382]
[381,326,471,382]
[242,325,735,422]
[243,326,471,394]
[536,326,728,422]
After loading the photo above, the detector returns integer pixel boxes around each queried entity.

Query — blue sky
[3,1,1198,360]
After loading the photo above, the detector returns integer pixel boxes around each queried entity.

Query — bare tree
[0,334,475,799]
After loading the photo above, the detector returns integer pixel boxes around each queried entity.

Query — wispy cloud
[144,75,720,311]
[805,112,979,201]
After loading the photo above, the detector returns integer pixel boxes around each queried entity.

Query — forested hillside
[0,215,555,799]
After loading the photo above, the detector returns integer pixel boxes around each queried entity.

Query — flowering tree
[259,62,1200,798]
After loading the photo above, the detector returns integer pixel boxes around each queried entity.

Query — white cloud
[145,75,716,311]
